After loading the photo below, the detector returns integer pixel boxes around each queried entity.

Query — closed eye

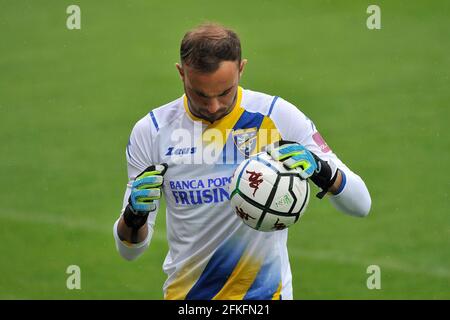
[219,89,231,97]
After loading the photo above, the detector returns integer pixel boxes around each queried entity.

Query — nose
[206,98,221,114]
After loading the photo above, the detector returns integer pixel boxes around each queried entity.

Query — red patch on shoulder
[312,132,331,153]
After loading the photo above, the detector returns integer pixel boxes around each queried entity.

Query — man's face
[176,60,246,123]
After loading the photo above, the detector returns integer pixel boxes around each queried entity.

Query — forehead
[184,61,239,94]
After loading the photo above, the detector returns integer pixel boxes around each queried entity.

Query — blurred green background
[0,0,448,299]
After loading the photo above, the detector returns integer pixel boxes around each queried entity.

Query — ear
[175,63,185,81]
[239,59,247,78]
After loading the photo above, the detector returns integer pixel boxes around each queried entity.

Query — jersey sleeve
[270,97,371,217]
[113,115,160,261]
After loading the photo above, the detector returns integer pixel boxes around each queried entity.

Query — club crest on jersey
[232,127,257,157]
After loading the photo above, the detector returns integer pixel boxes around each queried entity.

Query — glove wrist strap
[123,204,149,230]
[315,169,339,199]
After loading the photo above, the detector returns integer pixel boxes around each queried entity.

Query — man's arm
[267,97,371,217]
[117,217,148,243]
[113,163,166,261]
[113,213,152,261]
[328,169,371,217]
[268,139,371,217]
[113,116,162,261]
[328,169,343,195]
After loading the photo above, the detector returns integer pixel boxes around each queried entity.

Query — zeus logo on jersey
[165,146,197,156]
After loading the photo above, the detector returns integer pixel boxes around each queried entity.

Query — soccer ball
[229,152,310,232]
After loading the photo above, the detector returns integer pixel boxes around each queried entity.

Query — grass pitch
[0,0,448,299]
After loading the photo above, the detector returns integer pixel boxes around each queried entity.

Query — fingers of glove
[268,143,306,161]
[265,140,293,151]
[136,163,168,179]
[132,188,161,200]
[130,189,160,212]
[283,152,317,179]
[132,175,163,189]
[130,200,157,213]
[266,140,297,149]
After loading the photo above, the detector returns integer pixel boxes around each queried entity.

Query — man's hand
[266,141,339,198]
[266,141,317,179]
[123,163,168,230]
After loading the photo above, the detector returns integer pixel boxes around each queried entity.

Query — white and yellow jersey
[113,87,371,300]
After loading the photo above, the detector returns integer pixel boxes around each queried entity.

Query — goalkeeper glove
[266,140,339,199]
[123,163,168,229]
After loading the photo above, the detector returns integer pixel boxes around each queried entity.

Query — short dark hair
[180,23,241,73]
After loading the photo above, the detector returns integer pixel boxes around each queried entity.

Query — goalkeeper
[113,23,371,300]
